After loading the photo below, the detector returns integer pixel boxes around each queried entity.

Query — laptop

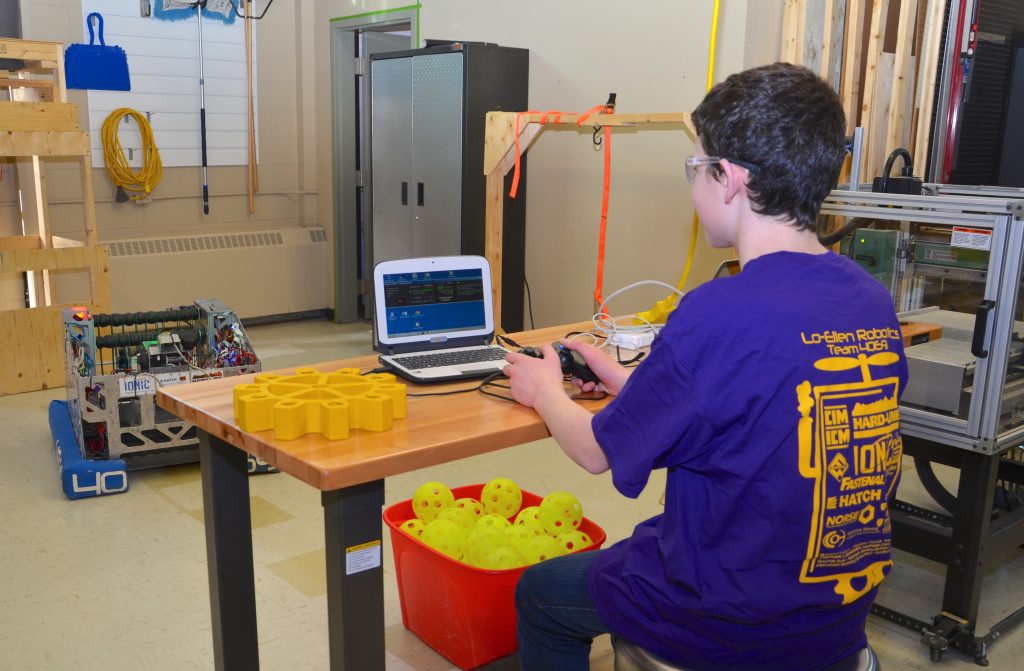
[373,255,510,383]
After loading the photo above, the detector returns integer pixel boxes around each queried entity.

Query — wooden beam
[859,0,889,177]
[885,0,919,156]
[912,0,945,168]
[797,0,826,74]
[0,130,91,157]
[840,0,867,129]
[0,246,103,275]
[0,39,63,63]
[483,111,693,177]
[782,0,802,62]
[485,170,505,334]
[30,156,54,305]
[820,0,848,89]
[80,154,98,246]
[90,245,111,310]
[868,52,896,178]
[0,236,42,252]
[0,102,79,132]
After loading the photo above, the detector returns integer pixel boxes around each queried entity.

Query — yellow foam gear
[233,367,406,440]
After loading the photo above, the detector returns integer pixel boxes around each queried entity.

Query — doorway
[330,9,418,322]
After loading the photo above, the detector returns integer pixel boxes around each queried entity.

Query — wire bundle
[101,108,163,201]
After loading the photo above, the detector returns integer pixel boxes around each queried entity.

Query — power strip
[607,330,657,350]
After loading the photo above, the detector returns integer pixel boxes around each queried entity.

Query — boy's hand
[504,343,567,408]
[559,339,631,395]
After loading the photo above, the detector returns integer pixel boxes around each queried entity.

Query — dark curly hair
[691,63,846,232]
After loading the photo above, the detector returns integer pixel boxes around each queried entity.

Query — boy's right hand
[559,339,632,395]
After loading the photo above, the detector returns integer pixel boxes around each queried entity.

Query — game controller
[519,342,602,385]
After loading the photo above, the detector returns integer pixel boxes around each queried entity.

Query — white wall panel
[81,0,258,168]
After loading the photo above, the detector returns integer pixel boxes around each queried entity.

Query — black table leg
[199,431,260,670]
[323,480,385,671]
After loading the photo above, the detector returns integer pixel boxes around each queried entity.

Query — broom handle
[246,0,255,213]
[197,1,210,215]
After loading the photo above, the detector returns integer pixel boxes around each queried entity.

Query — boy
[503,63,907,671]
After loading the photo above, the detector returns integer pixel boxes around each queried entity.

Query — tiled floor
[1,318,1023,670]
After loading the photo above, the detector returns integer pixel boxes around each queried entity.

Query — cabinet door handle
[417,182,424,206]
[971,299,996,358]
[401,181,408,205]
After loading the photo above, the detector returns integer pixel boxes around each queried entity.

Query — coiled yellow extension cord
[101,108,162,201]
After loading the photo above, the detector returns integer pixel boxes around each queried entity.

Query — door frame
[330,6,419,322]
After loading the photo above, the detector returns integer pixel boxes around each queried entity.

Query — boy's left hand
[504,344,566,408]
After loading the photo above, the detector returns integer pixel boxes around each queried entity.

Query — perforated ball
[514,506,541,525]
[412,481,455,522]
[399,518,426,539]
[505,524,540,550]
[485,546,527,570]
[481,477,522,518]
[464,526,509,567]
[538,491,583,536]
[520,534,563,564]
[438,506,477,529]
[476,513,512,529]
[453,497,486,520]
[555,530,593,554]
[420,518,466,560]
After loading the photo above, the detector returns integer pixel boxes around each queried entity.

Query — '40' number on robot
[72,470,128,496]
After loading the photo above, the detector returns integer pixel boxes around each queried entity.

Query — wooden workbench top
[157,321,614,491]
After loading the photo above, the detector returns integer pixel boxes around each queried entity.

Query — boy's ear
[721,159,750,204]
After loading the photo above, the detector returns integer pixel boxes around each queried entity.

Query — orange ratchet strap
[508,97,616,312]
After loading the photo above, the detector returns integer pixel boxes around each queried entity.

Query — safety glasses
[685,155,760,184]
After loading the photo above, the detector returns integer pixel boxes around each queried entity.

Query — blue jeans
[515,549,611,671]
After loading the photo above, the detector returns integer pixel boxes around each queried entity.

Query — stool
[611,637,880,671]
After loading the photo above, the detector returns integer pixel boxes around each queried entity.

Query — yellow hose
[635,0,720,325]
[101,108,162,201]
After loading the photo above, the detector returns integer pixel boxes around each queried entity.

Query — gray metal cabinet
[369,42,529,330]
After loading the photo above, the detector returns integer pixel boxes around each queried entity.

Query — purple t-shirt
[589,251,907,671]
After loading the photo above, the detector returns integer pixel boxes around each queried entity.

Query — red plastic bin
[383,483,606,670]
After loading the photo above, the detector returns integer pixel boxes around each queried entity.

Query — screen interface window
[383,269,486,337]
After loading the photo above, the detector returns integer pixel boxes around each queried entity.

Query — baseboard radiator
[104,227,329,319]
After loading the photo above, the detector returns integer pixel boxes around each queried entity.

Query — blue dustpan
[65,12,131,91]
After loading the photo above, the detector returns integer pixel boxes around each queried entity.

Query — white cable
[590,280,686,349]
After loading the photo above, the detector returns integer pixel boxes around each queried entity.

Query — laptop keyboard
[390,347,508,369]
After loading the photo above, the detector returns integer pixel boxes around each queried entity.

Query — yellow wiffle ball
[453,497,486,520]
[464,526,509,567]
[538,491,583,536]
[437,506,477,529]
[505,524,540,550]
[412,481,455,522]
[481,477,522,518]
[400,518,427,539]
[555,530,593,554]
[514,506,541,525]
[485,546,527,570]
[421,518,466,560]
[520,534,563,564]
[476,513,512,529]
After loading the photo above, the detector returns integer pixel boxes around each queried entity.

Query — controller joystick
[519,342,601,385]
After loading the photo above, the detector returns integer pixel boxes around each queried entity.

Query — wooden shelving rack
[0,37,110,395]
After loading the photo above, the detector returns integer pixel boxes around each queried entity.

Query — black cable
[495,334,522,349]
[615,347,646,367]
[409,371,507,398]
[524,277,536,330]
[361,367,390,375]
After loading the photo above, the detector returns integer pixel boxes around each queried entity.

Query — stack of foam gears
[398,478,595,569]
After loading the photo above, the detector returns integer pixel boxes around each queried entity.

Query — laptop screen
[373,256,495,352]
[381,268,486,338]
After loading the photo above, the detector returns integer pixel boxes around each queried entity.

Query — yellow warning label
[347,540,381,554]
